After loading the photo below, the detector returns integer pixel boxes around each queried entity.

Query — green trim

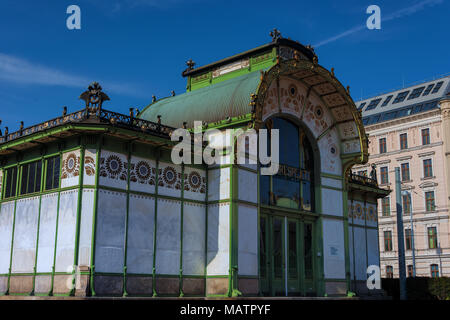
[320,173,344,181]
[6,164,20,295]
[90,141,101,296]
[50,150,63,296]
[31,155,45,295]
[71,145,85,295]
[122,145,132,297]
[152,151,160,297]
[179,164,185,297]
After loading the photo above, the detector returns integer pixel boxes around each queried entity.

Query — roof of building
[356,75,450,126]
[138,69,263,128]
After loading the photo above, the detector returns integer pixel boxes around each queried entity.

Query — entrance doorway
[259,213,316,296]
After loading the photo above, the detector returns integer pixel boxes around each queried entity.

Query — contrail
[313,0,444,48]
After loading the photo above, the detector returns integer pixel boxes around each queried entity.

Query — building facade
[353,75,450,279]
[0,34,387,298]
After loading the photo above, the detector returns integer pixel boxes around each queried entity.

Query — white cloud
[0,52,145,97]
[313,0,444,48]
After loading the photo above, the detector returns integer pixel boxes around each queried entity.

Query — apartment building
[353,75,450,278]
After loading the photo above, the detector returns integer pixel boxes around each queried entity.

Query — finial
[347,86,350,95]
[63,106,67,116]
[4,127,8,139]
[270,28,281,41]
[79,82,110,111]
[20,121,24,130]
[171,90,176,97]
[129,107,134,118]
[152,95,157,103]
[331,68,335,77]
[186,59,196,70]
[157,115,161,125]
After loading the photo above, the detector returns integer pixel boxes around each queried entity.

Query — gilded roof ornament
[270,28,282,42]
[79,82,110,111]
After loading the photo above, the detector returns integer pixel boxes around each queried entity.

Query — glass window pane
[288,221,297,279]
[304,223,313,279]
[273,218,283,279]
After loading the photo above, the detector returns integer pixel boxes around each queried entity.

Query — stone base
[34,275,52,295]
[238,278,259,296]
[53,275,73,295]
[94,275,123,296]
[182,278,205,296]
[0,276,8,294]
[155,277,179,295]
[325,281,347,296]
[206,278,228,296]
[126,276,153,296]
[9,276,33,294]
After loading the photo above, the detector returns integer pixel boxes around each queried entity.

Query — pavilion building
[0,32,388,298]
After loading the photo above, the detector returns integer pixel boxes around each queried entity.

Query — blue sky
[0,0,449,131]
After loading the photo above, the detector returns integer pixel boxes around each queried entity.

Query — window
[45,156,60,191]
[423,159,433,178]
[400,133,408,150]
[425,191,436,212]
[392,91,409,104]
[384,231,393,251]
[428,227,438,249]
[20,160,42,195]
[431,81,443,94]
[379,138,387,154]
[405,228,412,250]
[386,266,393,278]
[408,87,425,100]
[260,117,315,211]
[401,163,410,181]
[402,193,412,215]
[431,264,439,278]
[365,98,382,111]
[3,166,18,199]
[407,265,414,277]
[382,197,390,216]
[422,128,430,145]
[422,84,434,96]
[358,102,366,110]
[380,166,389,184]
[381,95,393,107]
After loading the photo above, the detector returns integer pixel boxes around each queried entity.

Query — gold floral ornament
[61,153,80,179]
[84,156,96,176]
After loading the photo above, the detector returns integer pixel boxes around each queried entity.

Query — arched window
[260,117,315,211]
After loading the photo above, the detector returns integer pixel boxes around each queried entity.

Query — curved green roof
[138,70,263,128]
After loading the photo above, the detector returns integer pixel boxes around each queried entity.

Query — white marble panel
[367,228,379,268]
[321,177,342,189]
[321,188,343,217]
[55,190,78,272]
[353,226,367,281]
[207,203,230,276]
[238,169,257,204]
[238,204,258,276]
[349,225,354,280]
[95,190,127,273]
[323,218,345,279]
[207,168,230,202]
[36,193,58,273]
[127,194,155,274]
[155,199,181,275]
[129,155,156,194]
[78,189,94,267]
[183,167,207,202]
[61,150,81,188]
[318,127,341,175]
[11,197,40,273]
[83,148,97,186]
[0,201,15,274]
[182,203,206,275]
[158,162,182,198]
[99,150,128,190]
